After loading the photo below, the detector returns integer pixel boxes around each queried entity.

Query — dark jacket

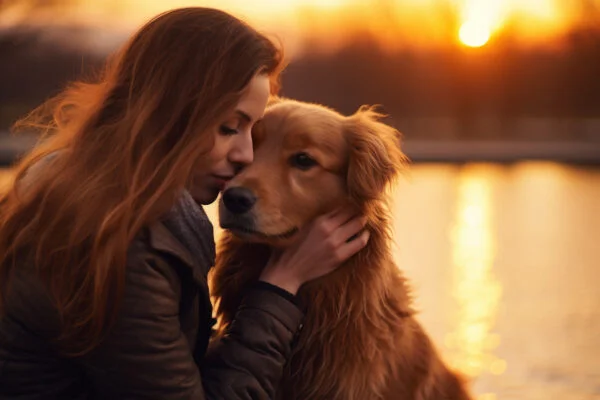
[0,221,304,399]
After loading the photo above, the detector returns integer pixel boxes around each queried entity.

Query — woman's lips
[212,175,232,190]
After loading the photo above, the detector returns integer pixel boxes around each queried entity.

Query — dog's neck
[276,216,413,396]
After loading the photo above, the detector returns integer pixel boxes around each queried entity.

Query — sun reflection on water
[446,166,504,398]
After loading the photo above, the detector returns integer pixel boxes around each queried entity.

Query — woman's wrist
[259,269,301,295]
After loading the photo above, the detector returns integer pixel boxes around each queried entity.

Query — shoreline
[1,134,599,166]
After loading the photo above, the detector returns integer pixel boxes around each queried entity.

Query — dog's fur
[210,98,472,400]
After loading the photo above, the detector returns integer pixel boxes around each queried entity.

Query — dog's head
[218,98,407,247]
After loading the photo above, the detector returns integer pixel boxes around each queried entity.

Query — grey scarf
[162,190,216,276]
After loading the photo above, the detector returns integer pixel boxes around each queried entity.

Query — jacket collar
[147,221,208,286]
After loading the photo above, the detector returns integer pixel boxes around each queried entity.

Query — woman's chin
[188,186,220,206]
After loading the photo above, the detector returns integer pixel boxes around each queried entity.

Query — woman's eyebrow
[235,109,252,123]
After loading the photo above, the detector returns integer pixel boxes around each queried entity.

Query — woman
[0,8,369,399]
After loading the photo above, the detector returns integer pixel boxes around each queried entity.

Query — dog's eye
[290,152,317,170]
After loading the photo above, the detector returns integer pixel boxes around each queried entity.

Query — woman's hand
[259,208,369,295]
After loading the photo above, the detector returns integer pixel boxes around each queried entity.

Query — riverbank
[1,133,598,166]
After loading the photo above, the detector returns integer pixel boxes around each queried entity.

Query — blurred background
[1,1,599,399]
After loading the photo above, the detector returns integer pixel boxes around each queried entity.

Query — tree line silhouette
[1,19,599,141]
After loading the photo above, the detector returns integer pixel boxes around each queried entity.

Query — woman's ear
[345,106,407,202]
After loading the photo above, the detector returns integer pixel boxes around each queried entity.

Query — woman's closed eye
[219,125,238,135]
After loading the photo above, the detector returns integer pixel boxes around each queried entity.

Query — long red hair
[0,7,284,356]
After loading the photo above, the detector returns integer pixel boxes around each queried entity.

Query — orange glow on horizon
[455,0,569,48]
[0,0,594,52]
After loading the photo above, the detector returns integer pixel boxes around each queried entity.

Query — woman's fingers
[331,215,368,246]
[335,230,370,263]
[321,206,359,228]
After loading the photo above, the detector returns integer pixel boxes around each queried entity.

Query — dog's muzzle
[219,186,256,233]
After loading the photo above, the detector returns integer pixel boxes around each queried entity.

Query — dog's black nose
[222,187,256,214]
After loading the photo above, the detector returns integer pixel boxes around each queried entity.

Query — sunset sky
[0,0,598,54]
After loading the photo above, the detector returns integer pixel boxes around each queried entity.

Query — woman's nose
[229,131,254,165]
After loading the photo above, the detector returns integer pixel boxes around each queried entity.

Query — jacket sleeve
[80,252,303,399]
[201,286,304,399]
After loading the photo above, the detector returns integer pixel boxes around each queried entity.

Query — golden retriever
[210,98,473,400]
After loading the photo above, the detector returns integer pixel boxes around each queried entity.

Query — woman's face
[189,73,270,205]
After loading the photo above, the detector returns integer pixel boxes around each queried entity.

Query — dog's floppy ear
[345,106,407,202]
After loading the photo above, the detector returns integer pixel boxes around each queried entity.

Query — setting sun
[457,0,504,48]
[459,20,491,47]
